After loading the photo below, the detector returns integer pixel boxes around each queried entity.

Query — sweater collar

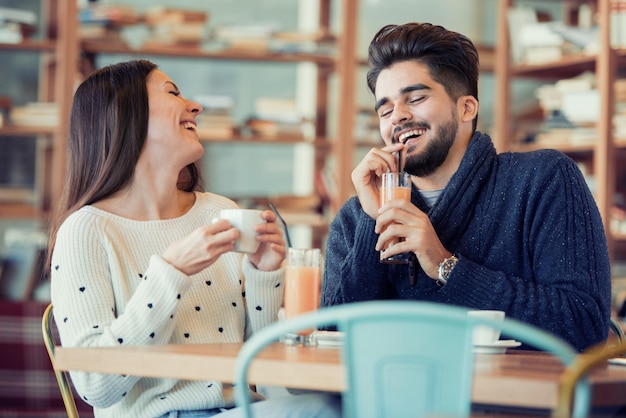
[425,131,497,247]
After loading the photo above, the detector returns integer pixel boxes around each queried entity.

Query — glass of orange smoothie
[379,171,411,264]
[282,247,321,346]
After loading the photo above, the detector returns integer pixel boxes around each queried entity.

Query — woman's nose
[188,100,203,114]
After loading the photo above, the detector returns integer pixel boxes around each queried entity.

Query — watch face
[439,256,458,283]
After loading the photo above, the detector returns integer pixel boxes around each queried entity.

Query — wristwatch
[437,255,458,286]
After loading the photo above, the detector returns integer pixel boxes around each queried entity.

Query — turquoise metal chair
[234,300,587,418]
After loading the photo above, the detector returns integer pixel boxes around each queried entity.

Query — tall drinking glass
[379,171,411,264]
[283,248,321,346]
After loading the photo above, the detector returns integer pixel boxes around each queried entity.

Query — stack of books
[0,6,37,43]
[245,97,310,140]
[211,24,275,52]
[533,73,598,147]
[610,0,626,48]
[194,95,236,139]
[144,7,208,46]
[78,4,138,43]
[507,5,601,65]
[9,102,58,127]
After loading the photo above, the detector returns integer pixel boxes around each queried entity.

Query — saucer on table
[473,339,521,354]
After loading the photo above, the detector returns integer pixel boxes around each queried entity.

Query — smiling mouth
[181,121,197,132]
[397,128,426,144]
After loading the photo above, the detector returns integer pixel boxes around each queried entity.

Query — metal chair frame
[41,303,80,418]
[554,340,626,418]
[233,301,587,418]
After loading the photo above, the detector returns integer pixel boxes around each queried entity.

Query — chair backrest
[41,303,81,418]
[233,300,581,418]
[609,317,626,345]
[554,340,626,418]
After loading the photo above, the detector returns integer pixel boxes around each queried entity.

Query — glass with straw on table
[268,202,321,346]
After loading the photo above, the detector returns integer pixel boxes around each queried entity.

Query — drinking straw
[269,202,293,248]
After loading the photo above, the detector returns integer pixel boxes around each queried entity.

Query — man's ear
[459,95,479,122]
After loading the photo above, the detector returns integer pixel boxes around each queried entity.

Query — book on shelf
[0,7,36,26]
[534,127,596,148]
[507,6,539,63]
[0,7,37,43]
[535,73,599,133]
[78,4,138,45]
[196,125,237,140]
[191,95,237,140]
[244,97,312,139]
[254,97,302,124]
[548,22,599,55]
[560,90,600,125]
[144,7,208,46]
[211,24,275,52]
[9,102,58,127]
[518,22,564,64]
[196,114,237,140]
[245,118,306,140]
[145,7,208,25]
[523,45,563,65]
[79,4,138,25]
[610,0,626,48]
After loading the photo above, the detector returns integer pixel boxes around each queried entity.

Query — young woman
[48,59,340,418]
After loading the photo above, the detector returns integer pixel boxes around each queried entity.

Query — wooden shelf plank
[80,40,337,66]
[200,135,331,148]
[0,188,37,203]
[0,202,40,219]
[511,53,596,78]
[0,125,57,137]
[0,40,56,52]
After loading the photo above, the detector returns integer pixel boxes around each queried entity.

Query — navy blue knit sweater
[321,132,611,351]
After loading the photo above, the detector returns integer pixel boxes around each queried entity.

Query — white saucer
[473,339,521,354]
[314,331,345,347]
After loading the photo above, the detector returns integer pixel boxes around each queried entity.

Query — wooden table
[55,343,626,412]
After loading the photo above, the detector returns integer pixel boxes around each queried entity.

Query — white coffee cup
[219,209,264,253]
[467,310,505,345]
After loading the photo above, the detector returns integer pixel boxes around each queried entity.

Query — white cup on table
[467,310,505,345]
[219,209,265,253]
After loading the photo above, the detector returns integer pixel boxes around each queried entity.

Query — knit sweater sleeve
[439,151,612,351]
[321,197,391,307]
[241,256,284,339]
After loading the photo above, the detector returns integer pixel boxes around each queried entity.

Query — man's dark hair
[366,22,479,110]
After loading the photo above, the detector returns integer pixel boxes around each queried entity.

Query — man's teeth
[182,122,196,130]
[398,129,425,143]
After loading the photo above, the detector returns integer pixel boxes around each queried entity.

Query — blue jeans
[162,393,341,418]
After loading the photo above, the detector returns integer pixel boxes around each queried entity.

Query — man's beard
[403,116,457,178]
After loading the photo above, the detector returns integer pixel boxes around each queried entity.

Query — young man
[321,22,611,352]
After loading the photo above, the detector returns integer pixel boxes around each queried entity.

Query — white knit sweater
[50,192,284,418]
